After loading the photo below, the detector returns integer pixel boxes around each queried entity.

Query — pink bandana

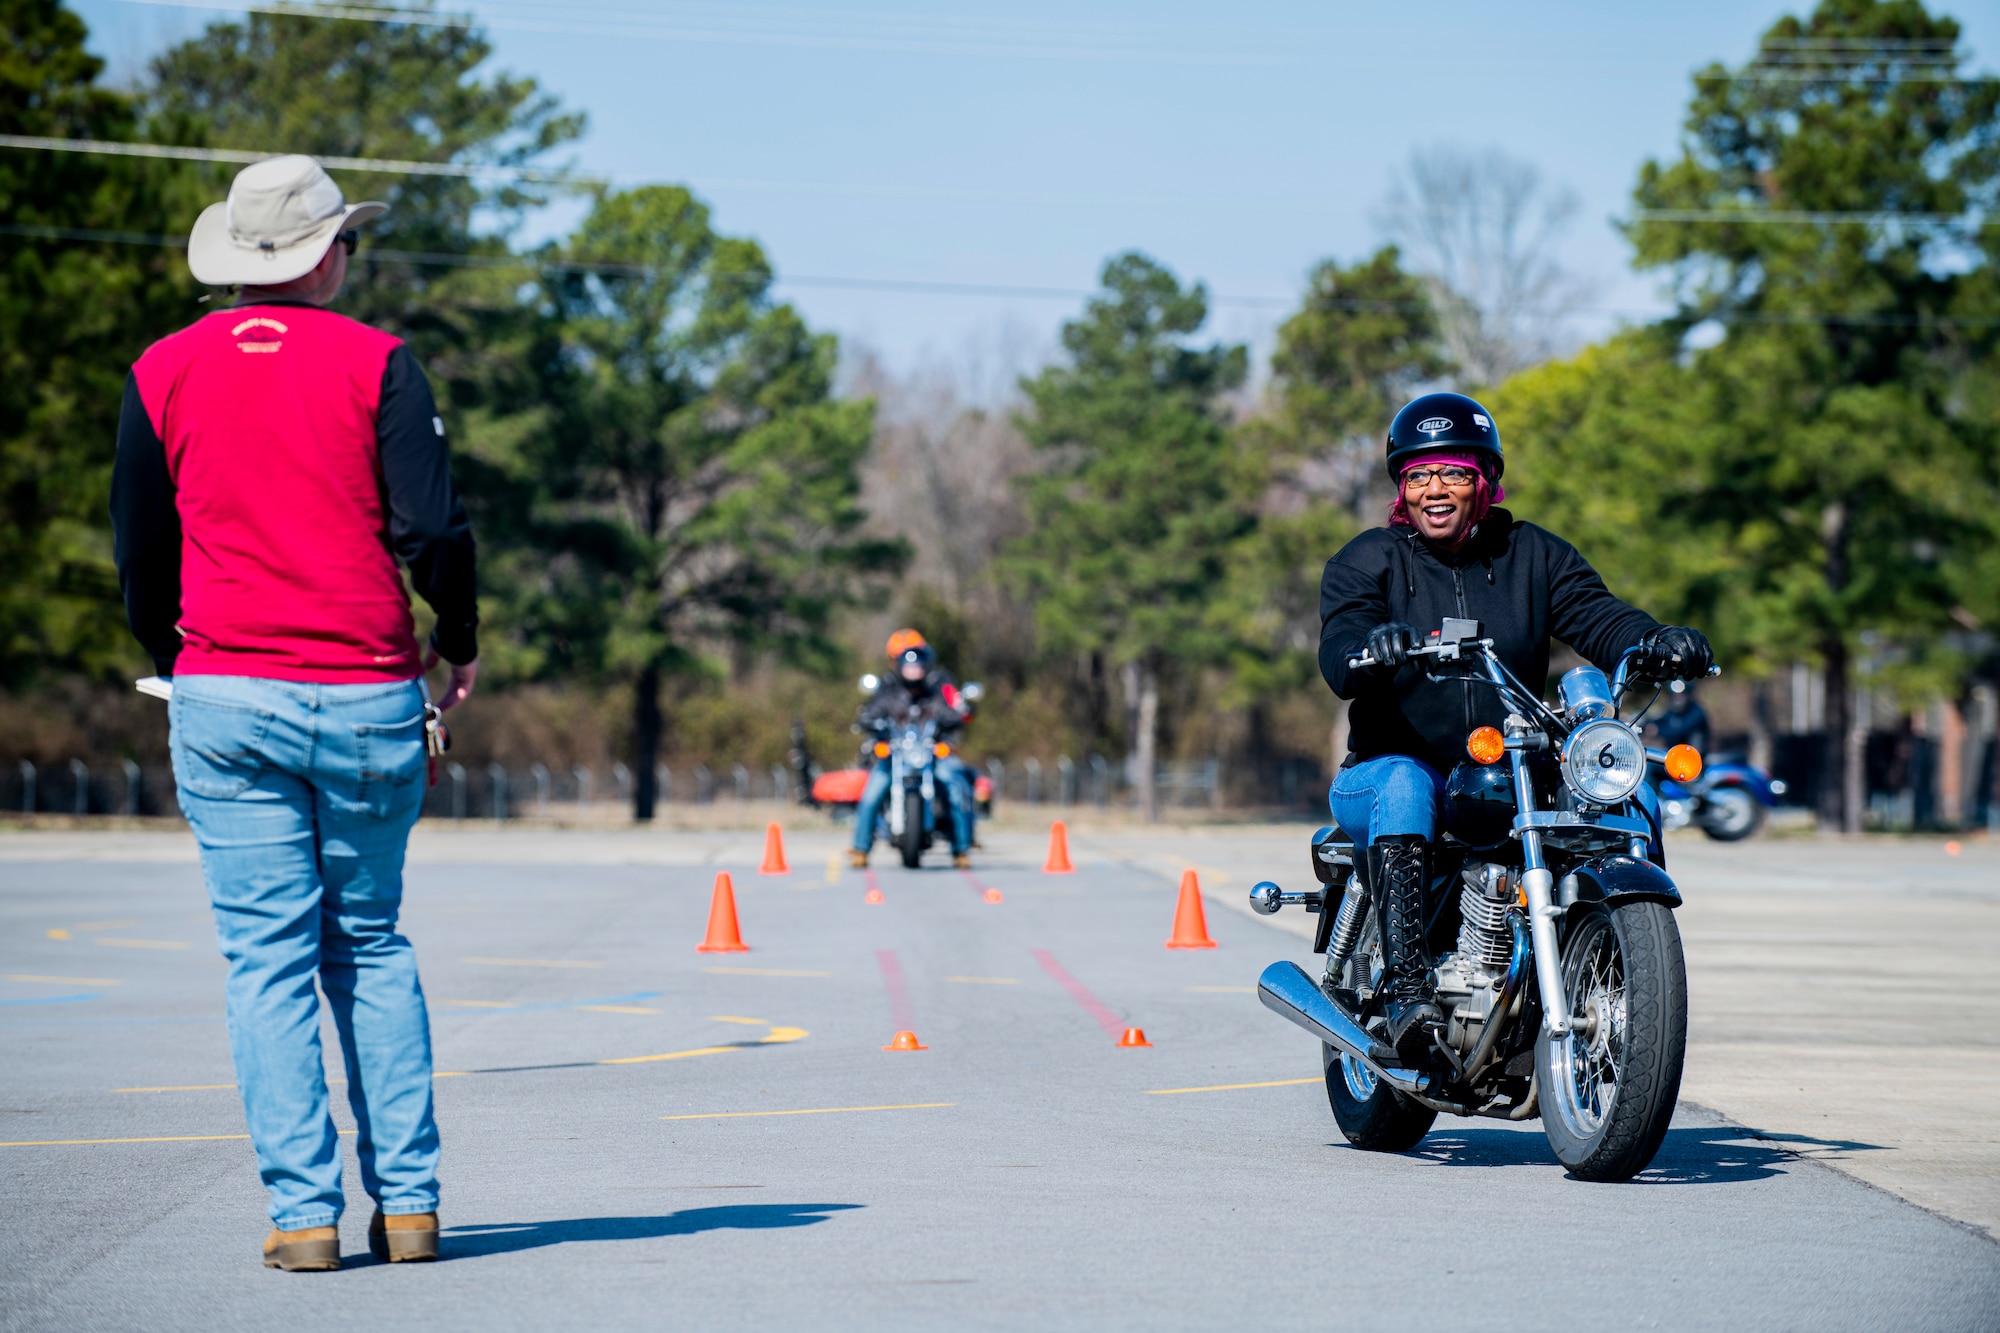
[1388,452,1504,531]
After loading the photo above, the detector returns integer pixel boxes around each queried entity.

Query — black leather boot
[1368,835,1443,1065]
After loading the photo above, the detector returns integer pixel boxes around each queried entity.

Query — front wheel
[1537,900,1686,1182]
[898,790,924,868]
[1698,787,1764,841]
[1324,1042,1436,1152]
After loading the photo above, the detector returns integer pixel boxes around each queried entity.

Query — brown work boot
[368,1208,440,1263]
[847,849,868,868]
[262,1225,340,1271]
[952,853,972,869]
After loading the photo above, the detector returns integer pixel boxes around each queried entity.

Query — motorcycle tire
[1536,900,1686,1182]
[1323,1041,1436,1152]
[898,791,924,869]
[1698,787,1764,841]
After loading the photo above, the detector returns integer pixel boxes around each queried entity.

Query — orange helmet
[885,628,927,659]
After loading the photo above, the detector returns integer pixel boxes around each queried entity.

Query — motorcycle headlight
[1563,720,1646,806]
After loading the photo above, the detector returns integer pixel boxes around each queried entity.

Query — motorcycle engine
[1433,861,1517,1056]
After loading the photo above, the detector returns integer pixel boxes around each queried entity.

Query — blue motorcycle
[1654,754,1787,841]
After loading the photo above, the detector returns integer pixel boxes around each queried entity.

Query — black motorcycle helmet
[1385,391,1504,483]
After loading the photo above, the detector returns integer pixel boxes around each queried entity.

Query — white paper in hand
[135,677,174,701]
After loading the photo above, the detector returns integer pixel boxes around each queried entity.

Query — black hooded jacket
[1319,510,1658,774]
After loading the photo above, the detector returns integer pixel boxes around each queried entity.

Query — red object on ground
[1043,821,1075,874]
[883,1030,928,1051]
[695,872,749,953]
[812,769,869,804]
[1117,1027,1153,1048]
[1165,869,1218,949]
[759,822,790,875]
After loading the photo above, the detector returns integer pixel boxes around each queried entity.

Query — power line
[0,134,596,185]
[6,221,1995,327]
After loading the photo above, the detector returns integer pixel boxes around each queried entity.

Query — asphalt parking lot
[4,822,1998,1330]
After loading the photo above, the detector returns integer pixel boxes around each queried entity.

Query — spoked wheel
[1698,788,1764,841]
[1536,901,1686,1181]
[1323,915,1435,1151]
[898,790,924,868]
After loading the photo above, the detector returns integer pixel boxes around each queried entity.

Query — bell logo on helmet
[1417,416,1453,432]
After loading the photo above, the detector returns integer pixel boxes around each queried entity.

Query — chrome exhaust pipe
[1256,961,1432,1096]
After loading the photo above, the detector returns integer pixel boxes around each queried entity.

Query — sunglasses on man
[338,229,359,257]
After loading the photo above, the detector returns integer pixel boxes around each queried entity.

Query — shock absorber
[1324,874,1369,976]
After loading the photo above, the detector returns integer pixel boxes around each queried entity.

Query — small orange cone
[695,872,749,953]
[1165,869,1217,949]
[883,1030,928,1051]
[864,887,884,905]
[1043,821,1075,875]
[983,887,1004,904]
[758,822,790,875]
[1117,1027,1152,1048]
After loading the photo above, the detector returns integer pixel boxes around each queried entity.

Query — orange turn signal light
[873,741,890,758]
[1466,726,1506,765]
[1664,744,1703,783]
[933,742,952,757]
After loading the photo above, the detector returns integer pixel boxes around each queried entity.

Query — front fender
[1559,852,1682,912]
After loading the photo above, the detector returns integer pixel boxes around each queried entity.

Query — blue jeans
[170,676,440,1231]
[1328,754,1447,847]
[852,758,975,855]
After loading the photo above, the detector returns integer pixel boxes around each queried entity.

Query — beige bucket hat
[187,155,386,286]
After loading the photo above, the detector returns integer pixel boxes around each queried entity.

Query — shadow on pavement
[437,1203,864,1258]
[1388,1122,1884,1185]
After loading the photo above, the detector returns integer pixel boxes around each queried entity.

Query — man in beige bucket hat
[112,154,478,1271]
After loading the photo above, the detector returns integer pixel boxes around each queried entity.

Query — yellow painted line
[4,1129,354,1148]
[661,1102,953,1121]
[579,1005,661,1014]
[433,1071,470,1078]
[95,938,190,950]
[944,976,1019,985]
[116,1083,236,1093]
[8,975,123,986]
[460,957,604,969]
[76,920,138,932]
[824,851,843,886]
[45,929,70,940]
[1187,985,1256,994]
[600,1045,739,1066]
[709,1015,769,1025]
[1144,1078,1320,1096]
[760,1026,807,1044]
[702,967,828,977]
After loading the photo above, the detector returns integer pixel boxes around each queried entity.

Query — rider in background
[1318,392,1712,1063]
[850,629,976,868]
[1650,686,1711,756]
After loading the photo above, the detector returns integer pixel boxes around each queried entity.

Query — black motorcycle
[1250,618,1712,1181]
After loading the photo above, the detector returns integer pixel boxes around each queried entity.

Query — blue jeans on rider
[169,675,441,1232]
[1328,754,1447,847]
[852,757,974,855]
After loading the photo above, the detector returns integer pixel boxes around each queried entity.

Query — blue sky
[76,0,2000,381]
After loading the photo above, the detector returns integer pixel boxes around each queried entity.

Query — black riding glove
[1639,625,1713,679]
[1364,621,1420,673]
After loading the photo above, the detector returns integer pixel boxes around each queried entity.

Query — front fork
[1510,750,1571,1036]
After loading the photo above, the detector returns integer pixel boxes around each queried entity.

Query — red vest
[131,305,421,682]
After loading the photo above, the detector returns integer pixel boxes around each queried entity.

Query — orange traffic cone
[883,1030,928,1051]
[1117,1027,1152,1048]
[1165,869,1217,949]
[695,872,749,953]
[864,887,884,905]
[983,887,1004,904]
[1043,821,1075,875]
[758,822,790,875]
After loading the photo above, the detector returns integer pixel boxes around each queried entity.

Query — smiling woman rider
[1317,392,1711,1064]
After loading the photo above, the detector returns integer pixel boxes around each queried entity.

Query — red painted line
[957,868,1001,903]
[864,868,883,903]
[876,948,915,1031]
[1030,948,1126,1040]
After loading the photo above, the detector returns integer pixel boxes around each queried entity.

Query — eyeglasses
[1401,465,1481,490]
[337,229,359,257]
